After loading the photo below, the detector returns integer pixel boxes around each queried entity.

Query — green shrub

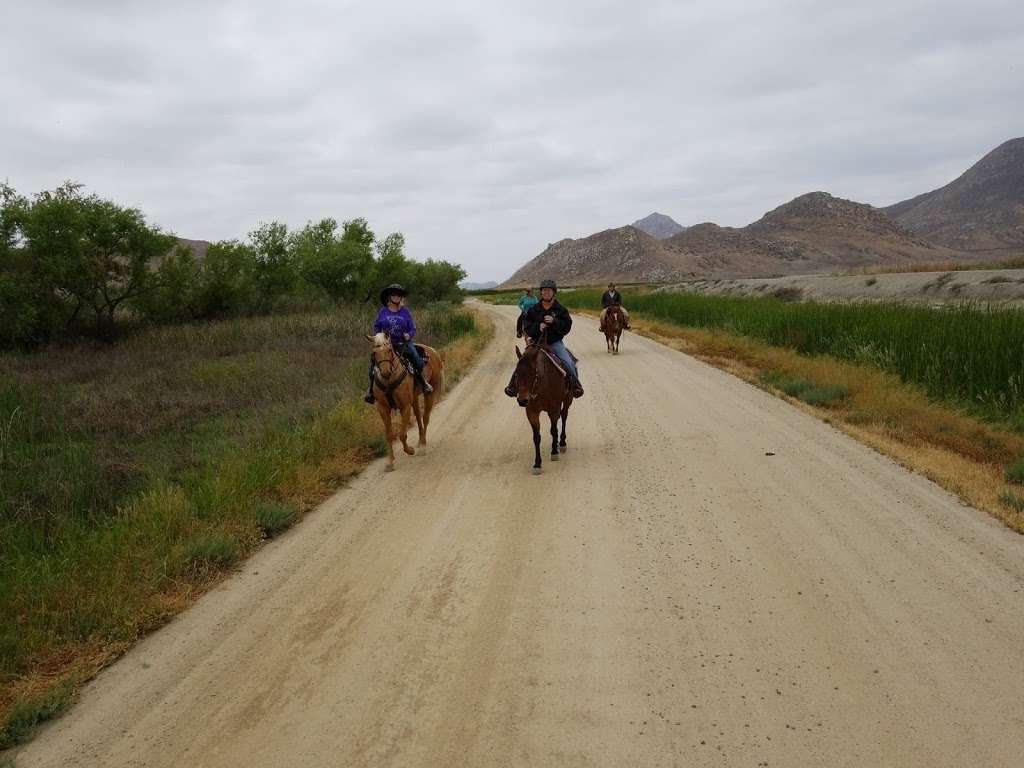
[1006,458,1024,485]
[183,534,240,568]
[255,501,298,537]
[999,491,1024,511]
[0,679,75,750]
[798,385,850,406]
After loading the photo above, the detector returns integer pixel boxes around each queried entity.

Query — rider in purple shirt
[364,284,433,403]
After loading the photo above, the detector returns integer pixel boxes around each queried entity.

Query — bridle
[519,331,547,401]
[371,339,408,408]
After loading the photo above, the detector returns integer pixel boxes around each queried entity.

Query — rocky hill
[503,139,1020,285]
[661,192,961,278]
[631,212,686,239]
[501,226,690,287]
[883,137,1024,253]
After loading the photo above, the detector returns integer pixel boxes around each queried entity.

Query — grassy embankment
[848,255,1024,275]
[485,288,1024,531]
[0,303,492,750]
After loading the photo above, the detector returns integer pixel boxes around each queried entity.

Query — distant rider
[504,278,584,399]
[516,288,538,338]
[599,282,631,331]
[364,284,433,404]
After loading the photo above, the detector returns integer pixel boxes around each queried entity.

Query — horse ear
[515,346,522,359]
[366,335,375,342]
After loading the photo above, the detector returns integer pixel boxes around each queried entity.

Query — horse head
[366,332,399,378]
[513,343,543,407]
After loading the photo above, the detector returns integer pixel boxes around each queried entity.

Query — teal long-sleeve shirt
[518,295,538,314]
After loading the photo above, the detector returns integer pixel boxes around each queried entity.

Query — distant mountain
[501,226,690,287]
[631,212,686,239]
[663,192,962,277]
[460,280,499,291]
[502,138,1021,284]
[883,137,1024,253]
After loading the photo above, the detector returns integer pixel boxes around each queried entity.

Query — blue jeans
[548,340,579,380]
[400,340,424,370]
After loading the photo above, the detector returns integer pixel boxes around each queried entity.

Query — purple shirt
[373,306,417,344]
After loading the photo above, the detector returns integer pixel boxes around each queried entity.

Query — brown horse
[604,305,624,354]
[512,342,573,475]
[366,333,445,470]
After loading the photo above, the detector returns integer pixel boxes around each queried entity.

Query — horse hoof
[385,464,395,472]
[551,453,559,461]
[404,446,415,456]
[532,467,543,475]
[559,444,568,453]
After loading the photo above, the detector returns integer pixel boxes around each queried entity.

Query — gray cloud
[3,0,1022,281]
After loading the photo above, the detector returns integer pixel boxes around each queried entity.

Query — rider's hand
[543,315,554,324]
[403,333,410,341]
[539,322,548,330]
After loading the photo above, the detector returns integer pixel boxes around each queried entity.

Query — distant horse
[366,333,445,470]
[512,341,574,474]
[604,305,624,354]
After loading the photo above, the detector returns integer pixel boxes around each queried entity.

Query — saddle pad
[541,347,574,378]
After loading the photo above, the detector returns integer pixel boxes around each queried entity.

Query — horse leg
[412,390,425,448]
[560,399,569,451]
[399,402,415,456]
[378,404,396,471]
[549,411,560,460]
[420,392,434,448]
[528,408,542,474]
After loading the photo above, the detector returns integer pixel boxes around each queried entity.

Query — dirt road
[15,302,1024,767]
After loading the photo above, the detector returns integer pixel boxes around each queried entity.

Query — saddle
[538,345,577,379]
[395,343,431,374]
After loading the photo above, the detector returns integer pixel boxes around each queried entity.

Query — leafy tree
[411,259,468,302]
[194,240,256,317]
[374,232,410,290]
[247,222,296,313]
[2,182,175,341]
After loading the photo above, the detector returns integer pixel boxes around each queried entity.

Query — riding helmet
[380,283,409,305]
[539,278,557,292]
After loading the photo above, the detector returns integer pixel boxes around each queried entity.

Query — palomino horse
[512,341,574,474]
[365,332,445,470]
[604,305,624,354]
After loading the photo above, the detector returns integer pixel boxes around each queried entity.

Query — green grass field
[555,289,1024,428]
[0,303,479,748]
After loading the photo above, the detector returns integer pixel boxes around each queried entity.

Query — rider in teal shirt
[516,288,538,338]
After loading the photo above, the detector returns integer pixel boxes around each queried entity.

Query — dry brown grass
[590,309,1024,533]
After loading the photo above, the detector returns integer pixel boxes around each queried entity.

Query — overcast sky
[3,0,1022,282]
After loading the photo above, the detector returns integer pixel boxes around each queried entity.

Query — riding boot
[504,373,518,397]
[570,375,584,398]
[415,369,434,395]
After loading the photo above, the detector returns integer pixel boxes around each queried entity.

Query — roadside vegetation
[559,289,1024,427]
[480,287,1024,532]
[1,182,465,349]
[846,255,1024,275]
[0,183,486,751]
